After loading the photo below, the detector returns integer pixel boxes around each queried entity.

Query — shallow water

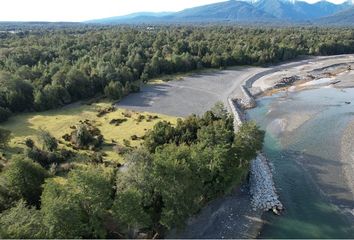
[247,87,354,238]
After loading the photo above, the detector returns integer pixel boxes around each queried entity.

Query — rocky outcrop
[274,75,300,88]
[250,154,283,212]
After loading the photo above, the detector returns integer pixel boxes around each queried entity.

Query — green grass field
[0,101,177,163]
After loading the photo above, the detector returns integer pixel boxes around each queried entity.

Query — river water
[247,87,354,238]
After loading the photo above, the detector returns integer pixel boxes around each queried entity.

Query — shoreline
[341,120,354,215]
[118,54,354,239]
[239,55,354,238]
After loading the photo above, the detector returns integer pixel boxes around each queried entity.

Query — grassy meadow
[0,100,177,163]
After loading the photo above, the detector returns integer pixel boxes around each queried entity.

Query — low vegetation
[0,101,177,164]
[0,103,264,238]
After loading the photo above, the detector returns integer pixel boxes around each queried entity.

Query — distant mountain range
[87,0,354,25]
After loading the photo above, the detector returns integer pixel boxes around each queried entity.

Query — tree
[197,120,234,148]
[234,121,265,166]
[144,121,175,153]
[0,200,45,239]
[41,166,114,238]
[0,72,34,112]
[41,179,88,239]
[104,81,123,100]
[38,129,58,152]
[1,157,48,206]
[152,144,203,229]
[0,128,11,148]
[112,187,151,236]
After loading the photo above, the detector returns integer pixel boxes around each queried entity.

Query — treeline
[0,104,265,238]
[1,26,354,121]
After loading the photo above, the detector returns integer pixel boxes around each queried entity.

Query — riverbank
[116,54,354,238]
[248,55,354,224]
[341,120,354,214]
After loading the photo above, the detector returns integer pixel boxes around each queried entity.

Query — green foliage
[73,123,104,149]
[25,146,63,168]
[112,187,151,231]
[0,128,11,148]
[144,121,175,153]
[41,166,114,238]
[41,180,88,239]
[0,107,11,123]
[75,124,92,147]
[38,129,58,152]
[104,81,124,100]
[197,120,234,148]
[0,72,34,112]
[0,26,354,114]
[34,84,71,111]
[0,200,45,239]
[0,157,48,206]
[234,121,265,165]
[152,144,203,229]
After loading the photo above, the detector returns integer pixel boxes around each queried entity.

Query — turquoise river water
[247,87,354,238]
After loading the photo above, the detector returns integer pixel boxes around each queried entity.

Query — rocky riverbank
[227,81,283,214]
[250,154,283,213]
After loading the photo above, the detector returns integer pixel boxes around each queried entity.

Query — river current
[247,87,354,238]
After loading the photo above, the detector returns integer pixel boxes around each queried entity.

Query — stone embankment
[227,97,244,131]
[240,85,257,109]
[250,154,283,213]
[227,83,283,214]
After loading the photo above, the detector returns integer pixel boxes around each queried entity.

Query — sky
[0,0,348,22]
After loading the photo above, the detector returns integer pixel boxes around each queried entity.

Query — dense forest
[1,26,354,121]
[0,103,265,238]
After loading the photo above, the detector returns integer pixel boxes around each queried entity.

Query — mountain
[87,0,354,25]
[254,0,347,21]
[87,12,172,24]
[169,1,277,23]
[316,7,354,25]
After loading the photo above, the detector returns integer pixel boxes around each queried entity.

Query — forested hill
[88,0,354,25]
[1,26,354,122]
[315,7,354,25]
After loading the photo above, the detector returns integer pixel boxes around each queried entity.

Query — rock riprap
[249,154,283,212]
[228,84,283,214]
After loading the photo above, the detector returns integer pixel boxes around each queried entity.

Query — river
[247,87,354,238]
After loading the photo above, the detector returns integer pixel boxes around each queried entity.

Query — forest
[1,26,354,121]
[0,103,265,238]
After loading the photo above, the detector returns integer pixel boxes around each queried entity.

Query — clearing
[0,101,177,163]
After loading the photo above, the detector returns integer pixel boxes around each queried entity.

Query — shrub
[38,130,58,152]
[0,128,11,148]
[0,107,11,123]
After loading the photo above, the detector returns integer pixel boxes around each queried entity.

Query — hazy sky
[0,0,348,22]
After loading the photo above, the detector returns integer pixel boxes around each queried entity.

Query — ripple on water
[248,87,354,238]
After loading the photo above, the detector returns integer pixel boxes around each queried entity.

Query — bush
[0,107,11,123]
[0,128,11,148]
[38,130,58,152]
